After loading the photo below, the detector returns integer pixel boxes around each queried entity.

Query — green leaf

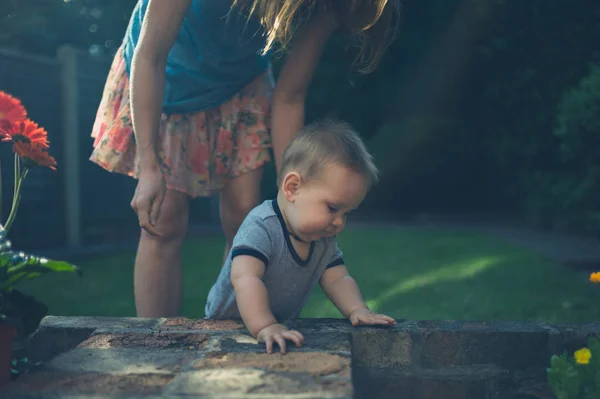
[564,368,582,397]
[548,353,569,396]
[0,253,81,290]
[548,351,582,399]
[551,352,572,372]
[588,337,600,367]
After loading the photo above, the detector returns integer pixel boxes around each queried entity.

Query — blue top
[123,0,270,114]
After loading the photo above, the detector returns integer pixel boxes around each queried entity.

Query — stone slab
[204,331,351,355]
[77,332,210,350]
[26,316,165,363]
[1,394,170,399]
[164,368,351,398]
[158,317,245,332]
[43,348,197,375]
[195,352,351,378]
[284,318,355,334]
[26,326,95,363]
[162,351,353,398]
[2,395,170,399]
[2,370,174,397]
[39,316,164,331]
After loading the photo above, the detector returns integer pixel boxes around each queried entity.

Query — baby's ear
[282,171,302,199]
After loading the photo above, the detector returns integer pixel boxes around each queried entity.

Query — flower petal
[0,91,27,125]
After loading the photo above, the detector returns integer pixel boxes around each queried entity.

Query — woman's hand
[130,164,166,236]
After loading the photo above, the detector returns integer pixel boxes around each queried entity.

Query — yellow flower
[590,272,600,283]
[574,348,592,365]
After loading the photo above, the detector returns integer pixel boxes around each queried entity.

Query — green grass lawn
[18,227,600,323]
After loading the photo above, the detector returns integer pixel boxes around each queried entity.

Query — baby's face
[287,164,367,242]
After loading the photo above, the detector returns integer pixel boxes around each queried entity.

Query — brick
[78,332,209,350]
[44,348,197,375]
[498,374,555,399]
[554,322,600,354]
[415,321,552,370]
[353,366,508,399]
[2,370,173,396]
[158,317,244,332]
[351,329,412,367]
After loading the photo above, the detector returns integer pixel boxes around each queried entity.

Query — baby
[204,119,395,353]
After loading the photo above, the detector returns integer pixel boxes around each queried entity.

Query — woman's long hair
[232,0,401,74]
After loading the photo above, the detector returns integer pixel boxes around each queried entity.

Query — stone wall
[2,316,600,398]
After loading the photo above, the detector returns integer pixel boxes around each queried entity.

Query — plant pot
[0,320,16,386]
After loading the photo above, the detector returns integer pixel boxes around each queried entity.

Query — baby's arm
[231,256,303,353]
[230,255,276,335]
[320,265,396,326]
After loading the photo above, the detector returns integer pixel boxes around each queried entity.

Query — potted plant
[546,336,600,399]
[0,90,81,385]
[545,272,600,399]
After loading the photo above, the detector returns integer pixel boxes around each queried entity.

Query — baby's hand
[256,323,304,354]
[349,308,396,327]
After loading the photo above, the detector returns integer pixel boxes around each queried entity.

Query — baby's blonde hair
[278,119,379,189]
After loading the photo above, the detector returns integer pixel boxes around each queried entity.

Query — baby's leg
[134,188,189,317]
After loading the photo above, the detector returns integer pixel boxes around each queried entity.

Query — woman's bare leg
[219,167,265,259]
[134,189,189,317]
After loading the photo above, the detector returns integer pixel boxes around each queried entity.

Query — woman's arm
[130,0,191,171]
[270,9,338,174]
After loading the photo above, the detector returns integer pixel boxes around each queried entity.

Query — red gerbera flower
[14,142,57,171]
[1,119,49,148]
[0,91,27,131]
